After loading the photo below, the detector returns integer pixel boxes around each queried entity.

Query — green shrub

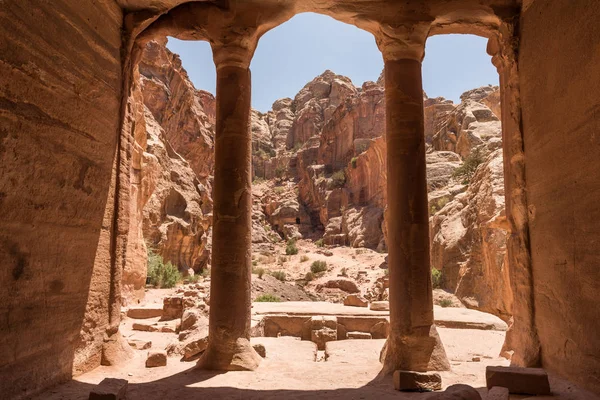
[147,248,181,288]
[305,272,315,281]
[255,149,269,160]
[186,274,201,284]
[278,255,287,264]
[270,270,286,281]
[300,255,309,263]
[315,239,324,247]
[331,170,346,188]
[311,260,327,274]
[252,260,258,267]
[452,148,484,185]
[440,299,453,308]
[286,239,299,255]
[355,141,370,154]
[274,186,285,195]
[255,293,281,302]
[253,267,265,279]
[252,177,266,184]
[340,267,348,277]
[351,157,358,169]
[431,268,442,289]
[430,197,450,215]
[275,165,286,179]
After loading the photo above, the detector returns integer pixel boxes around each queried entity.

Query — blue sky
[167,13,498,112]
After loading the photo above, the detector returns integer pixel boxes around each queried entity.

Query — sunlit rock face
[123,40,214,304]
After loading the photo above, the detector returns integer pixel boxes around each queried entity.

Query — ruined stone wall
[0,1,123,398]
[520,0,600,393]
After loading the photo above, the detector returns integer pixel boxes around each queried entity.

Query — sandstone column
[376,26,450,374]
[197,43,261,371]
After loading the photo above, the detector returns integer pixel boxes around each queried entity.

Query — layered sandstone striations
[122,40,214,303]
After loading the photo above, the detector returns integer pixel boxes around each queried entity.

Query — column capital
[211,39,257,70]
[375,22,431,62]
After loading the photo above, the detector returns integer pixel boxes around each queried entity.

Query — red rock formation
[122,40,214,303]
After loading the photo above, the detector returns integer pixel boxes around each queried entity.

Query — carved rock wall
[520,0,600,393]
[0,1,124,398]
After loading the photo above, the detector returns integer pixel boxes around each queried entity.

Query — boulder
[319,279,359,293]
[253,344,267,358]
[145,351,167,368]
[369,301,389,311]
[486,386,509,400]
[485,366,551,395]
[127,339,152,350]
[393,370,442,392]
[424,384,482,399]
[89,378,128,400]
[180,309,201,332]
[162,296,184,320]
[344,294,368,307]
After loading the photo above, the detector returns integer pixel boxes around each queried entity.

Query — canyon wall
[0,1,124,398]
[520,0,600,392]
[123,40,214,304]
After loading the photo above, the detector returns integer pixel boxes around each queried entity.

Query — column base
[380,325,450,374]
[197,338,261,371]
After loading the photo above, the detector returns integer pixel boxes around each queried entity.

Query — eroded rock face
[122,40,214,303]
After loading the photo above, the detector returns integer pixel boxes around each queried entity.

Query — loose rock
[145,351,167,368]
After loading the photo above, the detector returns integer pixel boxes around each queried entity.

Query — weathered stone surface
[127,339,152,350]
[310,316,338,350]
[519,1,600,392]
[393,370,442,391]
[423,384,482,400]
[145,351,167,368]
[253,344,267,358]
[344,294,369,308]
[4,1,600,398]
[311,328,337,351]
[347,331,372,339]
[162,296,184,320]
[369,301,389,311]
[486,386,509,400]
[485,366,551,395]
[0,1,129,396]
[126,306,163,319]
[89,378,128,400]
[318,279,360,293]
[430,110,512,322]
[123,39,214,304]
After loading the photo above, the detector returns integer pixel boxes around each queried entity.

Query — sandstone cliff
[122,40,214,303]
[122,40,510,324]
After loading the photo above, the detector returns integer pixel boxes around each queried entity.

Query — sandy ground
[33,243,598,400]
[35,327,599,400]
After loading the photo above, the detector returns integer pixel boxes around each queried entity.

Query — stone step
[347,331,372,339]
[126,306,163,319]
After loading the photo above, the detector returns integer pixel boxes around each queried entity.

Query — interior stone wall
[0,1,123,398]
[519,0,600,394]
